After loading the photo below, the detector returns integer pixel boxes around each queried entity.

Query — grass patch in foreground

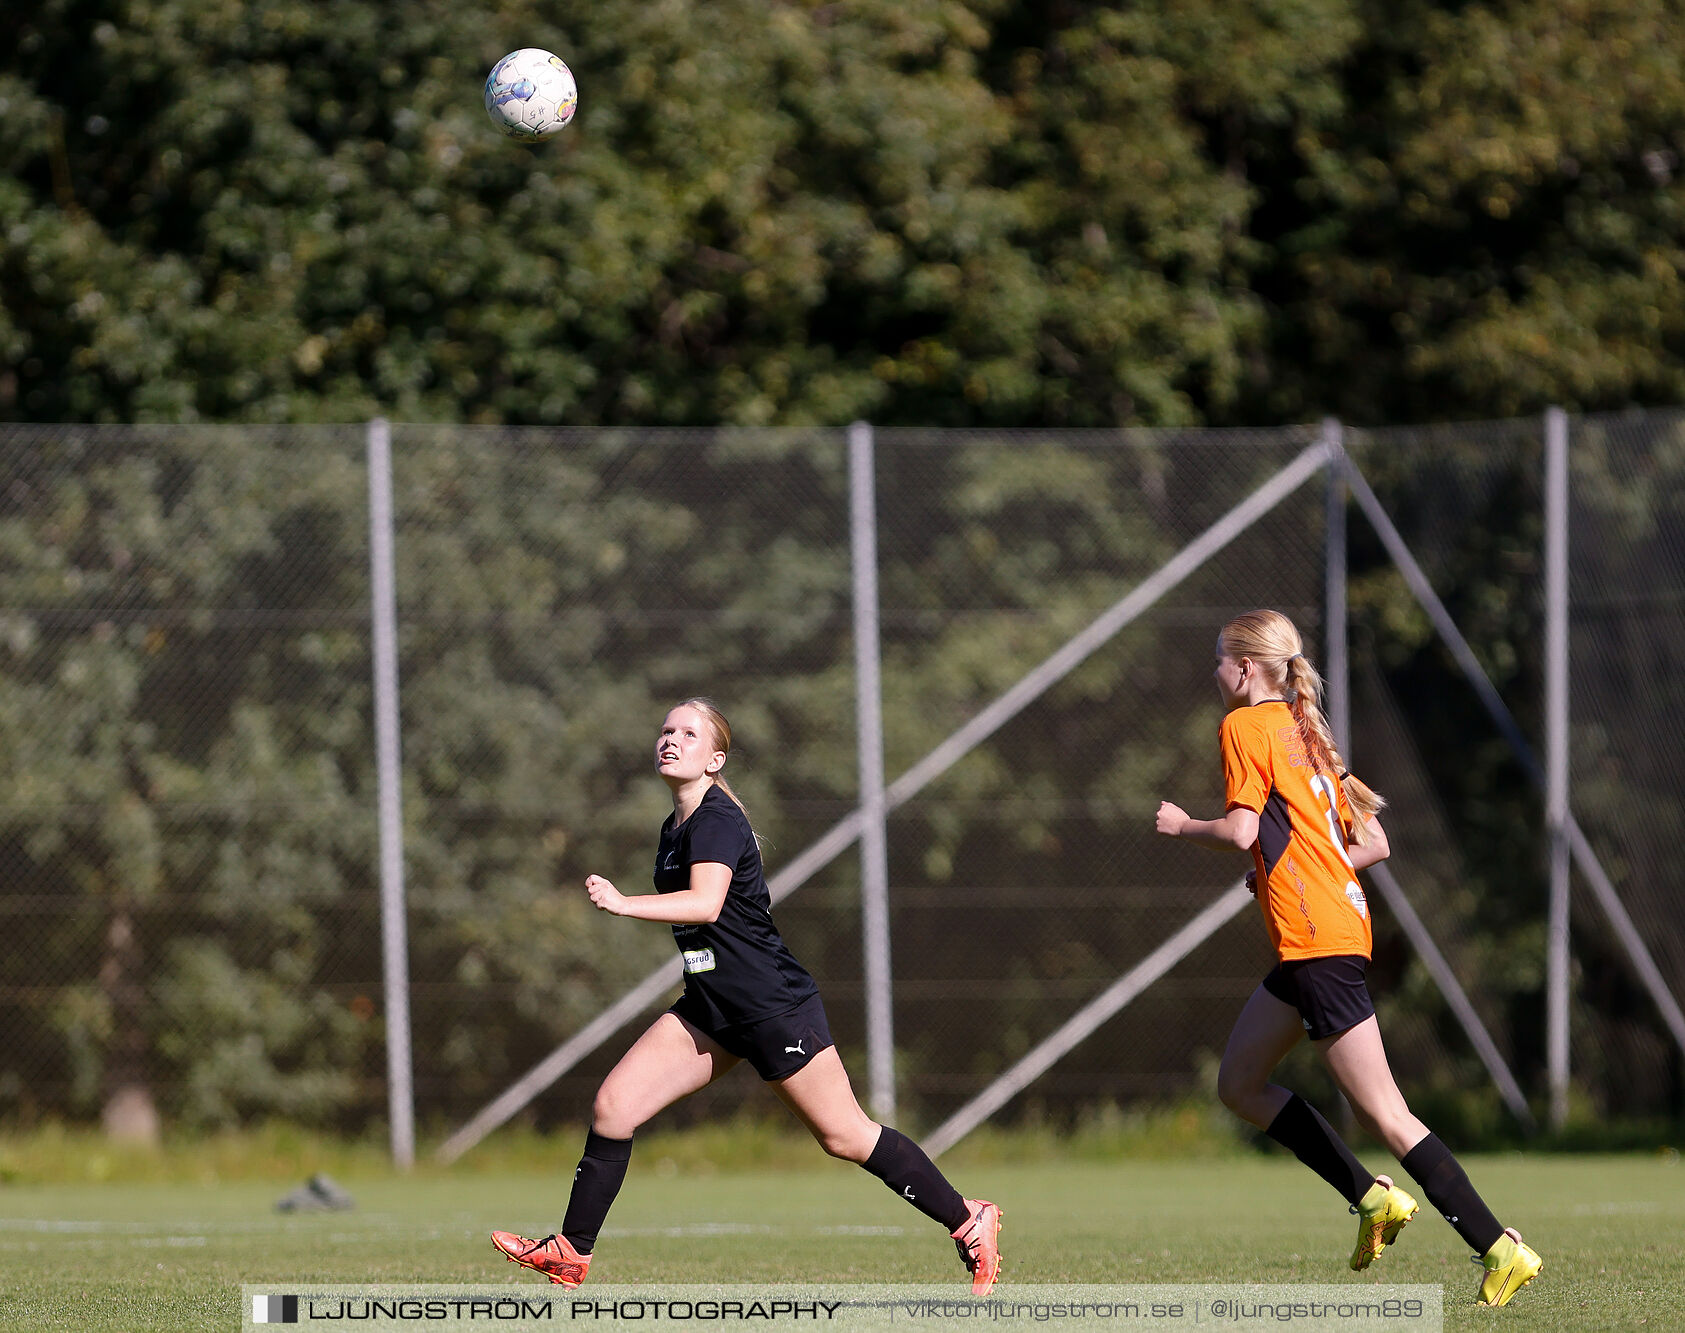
[1,1153,1679,1331]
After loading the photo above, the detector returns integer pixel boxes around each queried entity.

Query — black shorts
[669,991,834,1081]
[1262,955,1375,1041]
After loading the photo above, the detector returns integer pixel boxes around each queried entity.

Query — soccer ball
[484,48,578,140]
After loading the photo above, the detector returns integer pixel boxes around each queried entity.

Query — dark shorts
[669,991,834,1081]
[1262,955,1376,1041]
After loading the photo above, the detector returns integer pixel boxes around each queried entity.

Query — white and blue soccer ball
[484,48,578,140]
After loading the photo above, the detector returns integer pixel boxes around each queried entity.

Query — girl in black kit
[493,699,1003,1293]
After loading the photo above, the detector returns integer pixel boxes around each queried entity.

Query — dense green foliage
[5,0,1685,427]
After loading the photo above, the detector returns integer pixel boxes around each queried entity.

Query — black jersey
[654,786,819,1029]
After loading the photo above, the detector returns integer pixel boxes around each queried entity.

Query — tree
[12,2,1683,429]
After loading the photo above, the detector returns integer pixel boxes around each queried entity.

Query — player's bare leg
[1314,1015,1431,1266]
[1220,985,1409,1265]
[493,1013,739,1284]
[593,1011,740,1138]
[1215,983,1304,1127]
[1319,1015,1538,1291]
[770,1046,879,1161]
[1315,1017,1429,1157]
[774,1048,1002,1294]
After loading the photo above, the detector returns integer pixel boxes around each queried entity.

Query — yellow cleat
[1349,1175,1419,1270]
[1475,1228,1542,1307]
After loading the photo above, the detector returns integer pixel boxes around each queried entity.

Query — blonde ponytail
[1220,610,1386,845]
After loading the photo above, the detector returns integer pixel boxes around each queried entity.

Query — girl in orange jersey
[1154,610,1541,1308]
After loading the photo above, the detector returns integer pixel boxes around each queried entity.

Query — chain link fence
[869,427,1324,1118]
[0,416,1679,1144]
[1563,412,1685,1120]
[1340,418,1548,1137]
[0,426,376,1131]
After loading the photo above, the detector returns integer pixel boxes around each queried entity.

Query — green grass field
[2,1147,1680,1332]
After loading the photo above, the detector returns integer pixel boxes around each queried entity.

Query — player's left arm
[1346,816,1389,871]
[586,863,732,922]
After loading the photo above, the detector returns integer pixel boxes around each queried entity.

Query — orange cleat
[950,1199,1004,1295]
[491,1231,592,1287]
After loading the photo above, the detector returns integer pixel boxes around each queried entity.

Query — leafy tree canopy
[4,0,1684,427]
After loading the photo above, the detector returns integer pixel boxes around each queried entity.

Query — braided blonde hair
[1219,610,1386,844]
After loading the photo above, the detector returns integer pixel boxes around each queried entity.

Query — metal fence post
[1323,418,1354,1134]
[368,418,416,1168]
[1545,405,1570,1131]
[842,422,896,1118]
[849,421,895,1120]
[1323,418,1349,755]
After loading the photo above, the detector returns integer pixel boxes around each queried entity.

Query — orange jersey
[1219,700,1372,961]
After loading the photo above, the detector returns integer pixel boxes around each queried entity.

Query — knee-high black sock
[1401,1132,1504,1254]
[861,1126,971,1231]
[561,1130,634,1254]
[1265,1094,1375,1206]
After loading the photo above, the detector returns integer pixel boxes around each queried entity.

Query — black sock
[1400,1132,1504,1255]
[560,1130,634,1254]
[1264,1094,1375,1206]
[861,1126,970,1231]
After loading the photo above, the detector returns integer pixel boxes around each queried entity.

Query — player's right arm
[1155,709,1271,852]
[1156,801,1259,850]
[585,864,731,922]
